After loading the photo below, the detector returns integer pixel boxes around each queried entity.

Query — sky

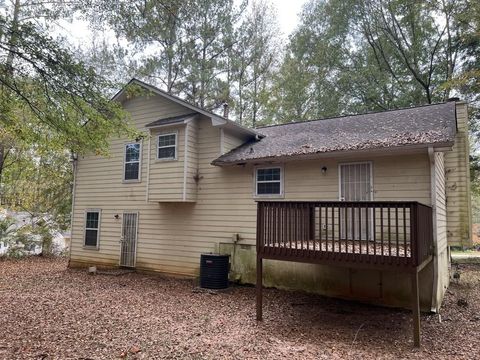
[270,0,306,37]
[60,0,307,44]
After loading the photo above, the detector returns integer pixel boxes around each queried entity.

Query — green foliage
[0,2,138,157]
[1,144,73,230]
[269,0,468,123]
[0,214,36,258]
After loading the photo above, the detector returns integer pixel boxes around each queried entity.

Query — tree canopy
[0,0,479,231]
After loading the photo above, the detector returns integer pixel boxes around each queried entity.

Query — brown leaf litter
[0,257,479,359]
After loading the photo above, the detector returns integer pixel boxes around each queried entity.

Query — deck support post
[411,270,420,347]
[256,256,263,321]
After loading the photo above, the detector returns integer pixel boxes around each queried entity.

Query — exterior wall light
[321,166,327,174]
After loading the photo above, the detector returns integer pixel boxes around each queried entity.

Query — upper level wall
[148,124,187,202]
[222,129,249,154]
[445,102,471,246]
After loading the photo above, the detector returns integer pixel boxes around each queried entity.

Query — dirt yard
[1,258,479,359]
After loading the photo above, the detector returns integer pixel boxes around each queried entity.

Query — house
[69,78,471,346]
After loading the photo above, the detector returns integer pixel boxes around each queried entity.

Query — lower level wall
[219,243,434,311]
[69,241,436,312]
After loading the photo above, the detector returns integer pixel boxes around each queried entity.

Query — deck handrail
[256,200,433,268]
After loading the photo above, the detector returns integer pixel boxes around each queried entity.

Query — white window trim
[253,165,284,198]
[123,141,142,183]
[156,131,178,161]
[83,209,101,249]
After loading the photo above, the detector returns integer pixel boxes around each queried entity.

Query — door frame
[338,161,374,240]
[119,211,139,268]
[337,161,374,201]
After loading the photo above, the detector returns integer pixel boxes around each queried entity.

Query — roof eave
[113,78,260,138]
[211,141,454,167]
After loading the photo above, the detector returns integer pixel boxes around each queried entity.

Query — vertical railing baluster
[395,205,399,259]
[373,205,377,257]
[338,206,341,255]
[403,205,407,259]
[344,203,348,254]
[410,203,416,266]
[272,204,276,248]
[319,205,323,252]
[325,205,329,251]
[380,205,384,260]
[365,204,370,255]
[359,204,362,256]
[388,207,391,259]
[352,204,355,255]
[331,206,335,254]
[288,203,292,251]
[292,203,298,253]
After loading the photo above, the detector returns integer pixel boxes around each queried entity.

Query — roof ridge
[256,102,453,130]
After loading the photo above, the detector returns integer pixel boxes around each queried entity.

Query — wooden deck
[255,201,434,347]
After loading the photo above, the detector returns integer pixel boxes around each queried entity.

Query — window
[84,210,100,247]
[124,143,141,181]
[157,133,177,160]
[255,167,283,196]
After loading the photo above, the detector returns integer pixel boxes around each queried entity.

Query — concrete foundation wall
[219,243,433,311]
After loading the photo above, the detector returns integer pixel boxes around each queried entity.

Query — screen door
[120,212,138,268]
[339,162,373,240]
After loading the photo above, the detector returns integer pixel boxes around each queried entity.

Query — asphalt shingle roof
[212,102,457,165]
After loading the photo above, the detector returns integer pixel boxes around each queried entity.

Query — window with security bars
[157,133,177,160]
[84,211,100,247]
[124,143,141,181]
[256,167,282,195]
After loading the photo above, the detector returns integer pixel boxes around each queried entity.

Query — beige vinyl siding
[444,102,471,246]
[433,151,449,309]
[223,129,248,154]
[71,93,192,264]
[185,119,199,201]
[71,92,433,277]
[435,152,447,253]
[149,126,185,201]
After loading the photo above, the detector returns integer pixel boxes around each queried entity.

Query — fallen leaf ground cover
[0,257,479,359]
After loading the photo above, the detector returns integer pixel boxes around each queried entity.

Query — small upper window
[124,143,141,181]
[84,210,100,247]
[157,133,177,160]
[255,167,283,196]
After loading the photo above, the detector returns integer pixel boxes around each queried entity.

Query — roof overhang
[112,78,260,138]
[212,141,454,167]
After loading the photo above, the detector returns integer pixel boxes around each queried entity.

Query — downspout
[428,147,439,312]
[68,153,78,266]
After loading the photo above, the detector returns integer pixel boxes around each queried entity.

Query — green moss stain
[225,243,433,310]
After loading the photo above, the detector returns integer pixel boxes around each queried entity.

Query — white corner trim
[68,158,78,261]
[145,133,151,203]
[183,123,189,201]
[428,146,440,312]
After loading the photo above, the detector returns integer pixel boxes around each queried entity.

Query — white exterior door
[339,162,373,240]
[120,212,138,268]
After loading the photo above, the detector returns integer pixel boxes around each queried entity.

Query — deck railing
[256,201,433,268]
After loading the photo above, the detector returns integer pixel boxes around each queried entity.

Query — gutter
[211,141,455,167]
